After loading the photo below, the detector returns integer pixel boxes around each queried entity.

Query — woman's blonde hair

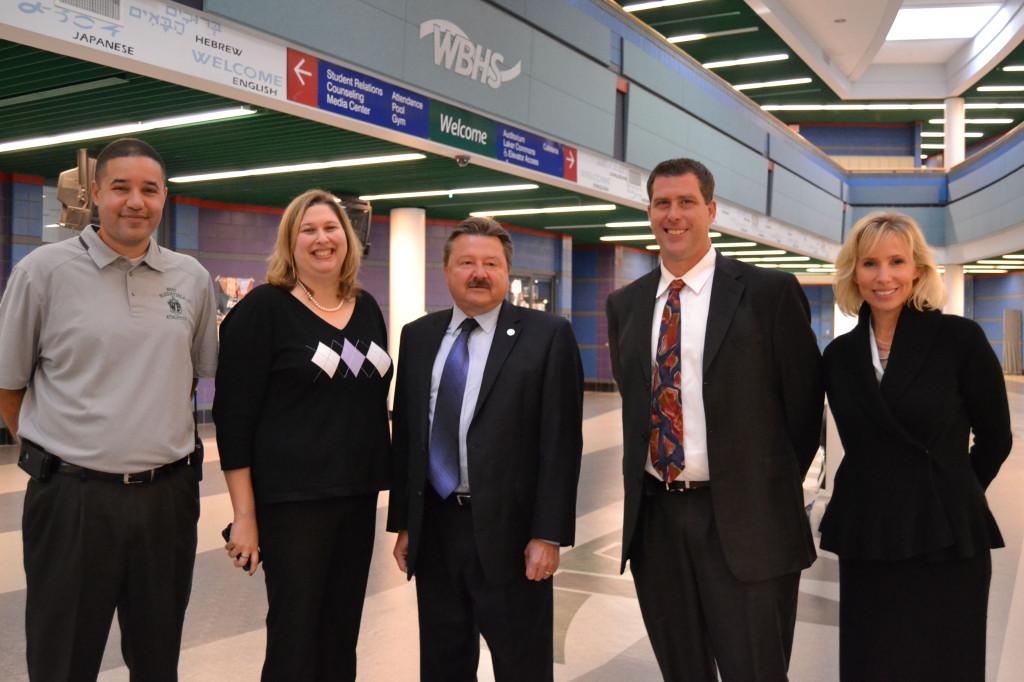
[834,211,945,316]
[267,189,362,300]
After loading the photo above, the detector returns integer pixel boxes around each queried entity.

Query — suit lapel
[473,300,521,419]
[416,310,452,439]
[879,306,940,404]
[631,269,661,389]
[848,305,930,452]
[703,254,744,374]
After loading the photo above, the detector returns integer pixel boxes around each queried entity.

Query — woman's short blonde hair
[267,189,362,300]
[834,211,945,316]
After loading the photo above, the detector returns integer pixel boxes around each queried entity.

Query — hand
[524,539,560,581]
[393,531,410,573]
[225,515,260,576]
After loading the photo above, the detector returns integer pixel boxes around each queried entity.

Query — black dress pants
[839,551,991,682]
[415,491,553,682]
[22,464,200,682]
[630,487,800,682]
[257,493,377,682]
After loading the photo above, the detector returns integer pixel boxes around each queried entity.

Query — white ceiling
[745,0,1024,98]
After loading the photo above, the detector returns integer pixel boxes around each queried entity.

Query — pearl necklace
[297,279,344,312]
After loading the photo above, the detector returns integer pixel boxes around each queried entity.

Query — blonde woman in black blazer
[821,212,1011,681]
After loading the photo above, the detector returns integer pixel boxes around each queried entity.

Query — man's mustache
[467,278,491,289]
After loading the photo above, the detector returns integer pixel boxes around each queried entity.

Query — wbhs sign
[419,19,522,89]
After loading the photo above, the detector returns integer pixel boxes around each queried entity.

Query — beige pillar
[944,97,966,167]
[388,208,426,403]
[943,264,965,316]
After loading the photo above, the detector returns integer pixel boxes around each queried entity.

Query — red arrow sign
[563,145,577,182]
[287,48,318,107]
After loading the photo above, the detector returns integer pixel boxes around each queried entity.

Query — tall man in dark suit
[387,217,584,682]
[607,158,823,681]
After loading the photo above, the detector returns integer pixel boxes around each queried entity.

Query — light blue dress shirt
[428,303,501,493]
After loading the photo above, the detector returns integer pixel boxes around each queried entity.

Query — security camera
[454,154,471,168]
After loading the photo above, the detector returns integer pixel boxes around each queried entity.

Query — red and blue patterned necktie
[650,279,685,482]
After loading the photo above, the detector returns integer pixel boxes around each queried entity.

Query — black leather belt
[644,473,711,493]
[56,456,190,485]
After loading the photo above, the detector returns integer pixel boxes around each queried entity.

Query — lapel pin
[506,328,515,336]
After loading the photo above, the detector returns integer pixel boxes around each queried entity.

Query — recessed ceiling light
[978,85,1024,92]
[762,103,944,112]
[734,77,813,92]
[0,107,256,154]
[886,5,1000,41]
[704,53,789,69]
[921,143,946,149]
[920,131,983,138]
[721,249,786,256]
[470,204,616,218]
[1004,65,1024,71]
[169,152,425,183]
[1001,254,1024,259]
[646,245,661,250]
[712,241,757,248]
[359,183,538,201]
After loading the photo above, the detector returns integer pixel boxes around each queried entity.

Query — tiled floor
[0,389,1021,681]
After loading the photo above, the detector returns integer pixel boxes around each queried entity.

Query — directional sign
[563,145,577,182]
[317,60,429,138]
[496,124,564,178]
[287,48,318,106]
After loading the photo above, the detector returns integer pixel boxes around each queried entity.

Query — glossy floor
[0,389,1022,681]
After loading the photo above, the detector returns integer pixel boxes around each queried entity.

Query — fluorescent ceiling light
[0,107,256,154]
[470,204,616,218]
[359,183,537,201]
[968,269,1007,273]
[721,249,786,256]
[169,152,425,183]
[928,118,1013,124]
[712,241,757,248]
[921,143,945,149]
[606,220,650,227]
[920,131,983,138]
[966,103,1024,109]
[886,5,1000,41]
[1004,66,1024,71]
[978,85,1024,92]
[708,231,722,238]
[755,263,780,268]
[776,263,818,268]
[734,77,812,92]
[756,256,811,262]
[599,234,657,242]
[624,0,704,10]
[704,53,788,69]
[1001,254,1024,259]
[977,260,1024,265]
[0,76,128,109]
[762,103,943,112]
[921,154,929,160]
[668,27,758,43]
[646,245,660,250]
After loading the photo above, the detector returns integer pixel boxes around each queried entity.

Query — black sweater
[214,284,392,504]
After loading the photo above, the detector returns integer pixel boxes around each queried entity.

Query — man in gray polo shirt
[0,137,218,681]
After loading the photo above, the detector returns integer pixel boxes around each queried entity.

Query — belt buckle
[123,469,156,485]
[454,493,471,506]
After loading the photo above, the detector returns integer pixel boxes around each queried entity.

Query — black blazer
[386,301,584,584]
[607,254,824,582]
[820,304,1011,560]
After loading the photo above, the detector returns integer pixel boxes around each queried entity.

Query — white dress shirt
[428,303,501,493]
[646,247,716,482]
[868,322,885,383]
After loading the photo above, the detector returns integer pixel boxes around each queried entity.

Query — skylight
[886,5,1000,41]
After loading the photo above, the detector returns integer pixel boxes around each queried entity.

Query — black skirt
[838,551,991,682]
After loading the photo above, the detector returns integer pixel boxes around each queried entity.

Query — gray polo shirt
[0,225,218,472]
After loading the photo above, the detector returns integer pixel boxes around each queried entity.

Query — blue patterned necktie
[428,317,478,498]
[651,279,685,482]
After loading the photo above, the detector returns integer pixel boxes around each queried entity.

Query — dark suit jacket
[820,304,1011,560]
[386,300,584,584]
[607,254,823,582]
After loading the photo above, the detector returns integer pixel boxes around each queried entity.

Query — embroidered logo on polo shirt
[160,288,187,320]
